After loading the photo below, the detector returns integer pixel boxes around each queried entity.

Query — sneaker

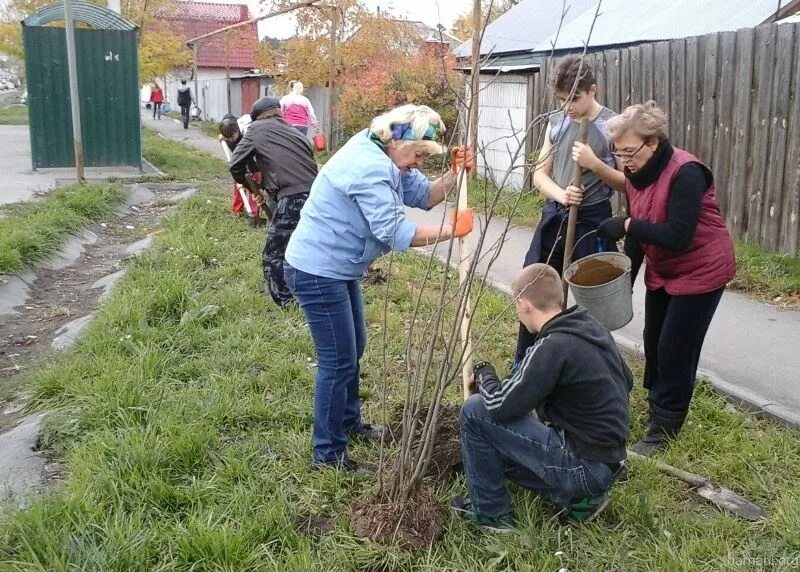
[558,493,609,524]
[347,423,389,443]
[310,458,374,477]
[450,495,516,534]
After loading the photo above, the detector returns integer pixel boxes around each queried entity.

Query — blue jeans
[460,395,615,518]
[293,125,308,136]
[284,265,366,463]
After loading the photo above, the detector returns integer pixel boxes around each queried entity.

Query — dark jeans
[152,102,162,119]
[284,265,366,463]
[262,193,307,307]
[293,125,308,136]
[643,287,724,413]
[180,104,190,128]
[460,396,615,518]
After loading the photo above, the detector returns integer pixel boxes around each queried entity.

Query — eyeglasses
[611,141,646,160]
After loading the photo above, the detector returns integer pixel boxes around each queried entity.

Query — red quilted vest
[626,148,735,295]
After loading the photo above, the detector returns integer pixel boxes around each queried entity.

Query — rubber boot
[631,406,687,456]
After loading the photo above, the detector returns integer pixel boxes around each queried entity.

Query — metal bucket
[564,252,633,331]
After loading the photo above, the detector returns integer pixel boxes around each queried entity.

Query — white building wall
[468,73,529,189]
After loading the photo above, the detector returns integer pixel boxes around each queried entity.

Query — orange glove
[450,208,474,238]
[450,146,475,174]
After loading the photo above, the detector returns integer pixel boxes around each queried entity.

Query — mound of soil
[388,404,462,482]
[348,486,447,548]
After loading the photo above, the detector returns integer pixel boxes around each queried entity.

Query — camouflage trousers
[262,193,308,308]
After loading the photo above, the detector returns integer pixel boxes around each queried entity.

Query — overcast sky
[248,0,473,39]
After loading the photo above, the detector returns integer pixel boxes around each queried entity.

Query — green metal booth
[22,1,141,169]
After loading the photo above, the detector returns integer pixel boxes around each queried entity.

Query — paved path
[1,123,156,206]
[139,115,800,426]
[141,112,225,159]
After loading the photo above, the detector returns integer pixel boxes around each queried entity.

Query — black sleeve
[478,334,562,421]
[627,163,709,251]
[229,131,257,186]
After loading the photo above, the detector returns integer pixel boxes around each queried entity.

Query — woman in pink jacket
[279,81,318,136]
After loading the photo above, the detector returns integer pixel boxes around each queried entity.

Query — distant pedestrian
[150,83,164,119]
[280,81,318,136]
[177,79,194,129]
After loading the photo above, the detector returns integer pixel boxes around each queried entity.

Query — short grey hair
[606,100,669,142]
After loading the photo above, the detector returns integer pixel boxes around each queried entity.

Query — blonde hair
[369,104,446,155]
[511,264,564,311]
[606,100,669,142]
[292,81,304,95]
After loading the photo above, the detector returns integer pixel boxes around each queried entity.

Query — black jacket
[229,117,318,200]
[177,86,192,106]
[478,306,633,463]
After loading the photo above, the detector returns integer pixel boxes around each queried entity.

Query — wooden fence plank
[629,45,641,105]
[746,25,778,244]
[780,23,800,253]
[605,49,621,113]
[761,24,795,251]
[729,28,756,239]
[712,31,737,221]
[640,42,655,104]
[699,33,720,169]
[670,38,687,149]
[653,41,671,113]
[684,36,701,155]
[620,48,631,108]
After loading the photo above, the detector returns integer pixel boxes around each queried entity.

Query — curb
[412,248,800,429]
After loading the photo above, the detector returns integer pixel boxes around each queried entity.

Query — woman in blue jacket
[285,104,474,472]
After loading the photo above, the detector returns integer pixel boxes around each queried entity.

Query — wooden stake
[561,119,590,307]
[459,0,481,400]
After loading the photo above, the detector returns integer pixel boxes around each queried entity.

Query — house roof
[453,0,598,58]
[163,0,258,69]
[535,0,800,52]
[456,0,800,59]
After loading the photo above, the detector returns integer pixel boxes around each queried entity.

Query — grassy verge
[732,242,800,306]
[0,173,798,568]
[0,183,125,274]
[142,129,230,180]
[0,106,28,125]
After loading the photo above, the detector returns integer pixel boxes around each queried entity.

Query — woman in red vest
[571,101,735,456]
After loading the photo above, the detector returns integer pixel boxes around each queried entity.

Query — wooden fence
[530,22,800,254]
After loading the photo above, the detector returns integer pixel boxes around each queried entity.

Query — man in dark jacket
[229,96,318,308]
[177,80,193,129]
[451,263,632,533]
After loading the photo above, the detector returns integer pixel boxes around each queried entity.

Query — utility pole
[326,5,338,151]
[192,42,200,113]
[64,0,85,183]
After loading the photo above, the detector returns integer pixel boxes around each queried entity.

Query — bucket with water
[564,252,633,331]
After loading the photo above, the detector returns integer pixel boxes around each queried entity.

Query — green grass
[0,183,125,274]
[0,177,799,569]
[142,129,229,181]
[732,241,800,305]
[466,175,545,228]
[0,106,28,125]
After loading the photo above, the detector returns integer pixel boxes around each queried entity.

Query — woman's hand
[450,146,475,174]
[560,185,584,207]
[450,208,474,238]
[572,141,601,170]
[597,216,629,240]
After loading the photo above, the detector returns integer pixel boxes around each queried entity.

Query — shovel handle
[562,119,590,307]
[627,450,710,488]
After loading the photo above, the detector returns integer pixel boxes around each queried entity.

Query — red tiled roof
[164,1,258,69]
